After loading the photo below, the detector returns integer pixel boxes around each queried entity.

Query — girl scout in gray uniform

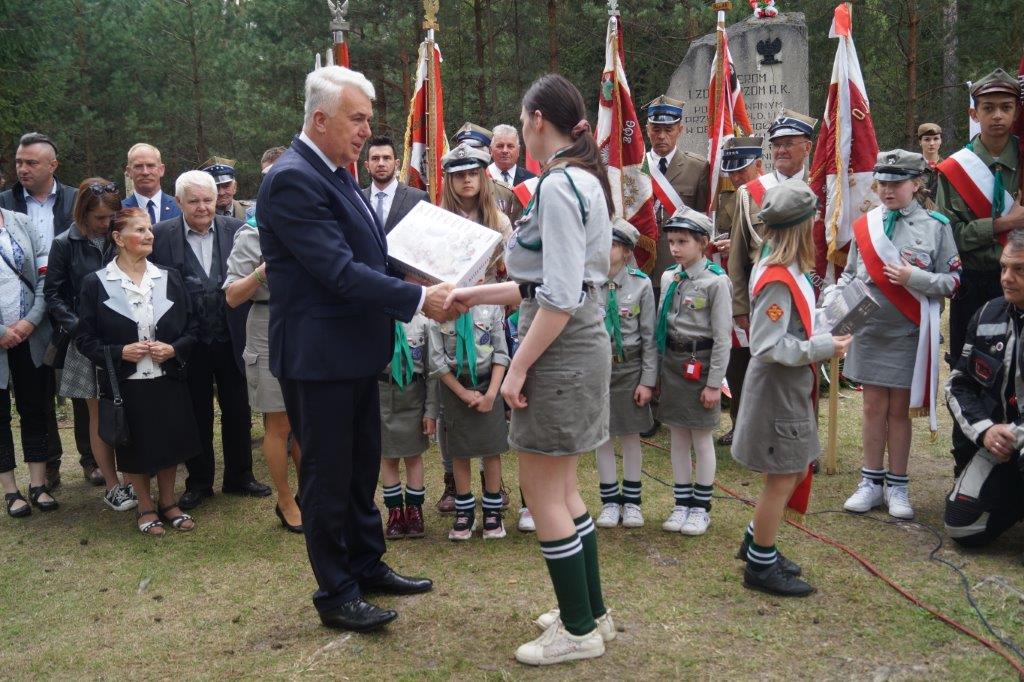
[838,150,960,520]
[594,219,657,530]
[731,183,851,597]
[655,208,733,537]
[444,74,613,665]
[378,314,438,540]
[428,304,509,541]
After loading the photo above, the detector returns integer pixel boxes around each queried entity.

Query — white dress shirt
[106,260,164,380]
[369,177,399,225]
[23,181,56,245]
[648,148,678,172]
[183,219,215,276]
[133,190,165,219]
[487,162,516,186]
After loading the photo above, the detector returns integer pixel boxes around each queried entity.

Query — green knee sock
[540,533,596,636]
[574,513,606,619]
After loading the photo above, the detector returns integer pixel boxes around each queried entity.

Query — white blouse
[105,260,164,380]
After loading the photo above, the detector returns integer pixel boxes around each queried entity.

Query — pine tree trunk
[941,0,958,142]
[473,0,487,118]
[185,0,207,163]
[72,0,94,175]
[547,0,558,71]
[903,0,920,149]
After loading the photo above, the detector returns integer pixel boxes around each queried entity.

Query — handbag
[42,329,72,369]
[98,346,131,447]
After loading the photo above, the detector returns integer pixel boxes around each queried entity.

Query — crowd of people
[1,60,1022,665]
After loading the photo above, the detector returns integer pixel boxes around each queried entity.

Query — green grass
[3,381,1024,680]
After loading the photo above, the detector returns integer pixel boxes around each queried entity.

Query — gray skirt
[242,304,286,413]
[609,349,654,437]
[379,376,429,459]
[439,376,508,459]
[843,329,918,389]
[508,295,611,456]
[657,346,721,430]
[59,341,98,400]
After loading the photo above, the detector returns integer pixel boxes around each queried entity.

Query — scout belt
[378,371,425,384]
[612,345,643,363]
[665,337,713,353]
[455,371,491,388]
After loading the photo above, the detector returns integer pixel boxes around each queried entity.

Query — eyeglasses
[88,182,118,196]
[769,141,804,151]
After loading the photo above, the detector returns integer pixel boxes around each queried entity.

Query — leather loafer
[178,488,214,510]
[223,480,273,497]
[360,568,433,596]
[319,598,398,632]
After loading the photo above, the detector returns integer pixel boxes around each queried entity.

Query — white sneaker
[104,484,138,512]
[884,485,915,519]
[517,507,536,532]
[534,608,617,642]
[843,478,883,513]
[595,503,621,528]
[680,508,710,535]
[662,506,689,532]
[515,621,605,665]
[621,503,644,528]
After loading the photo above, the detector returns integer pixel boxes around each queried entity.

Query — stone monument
[667,12,809,170]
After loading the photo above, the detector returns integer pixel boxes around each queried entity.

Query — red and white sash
[937,148,1015,245]
[852,207,940,431]
[512,177,540,208]
[743,172,780,209]
[648,152,685,216]
[751,258,819,397]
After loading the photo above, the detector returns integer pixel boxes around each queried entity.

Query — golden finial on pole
[712,1,733,11]
[423,0,439,31]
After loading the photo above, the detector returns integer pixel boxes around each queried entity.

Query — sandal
[136,510,165,536]
[28,484,59,512]
[158,505,196,532]
[5,490,31,518]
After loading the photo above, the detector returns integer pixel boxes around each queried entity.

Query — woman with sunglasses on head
[44,178,136,512]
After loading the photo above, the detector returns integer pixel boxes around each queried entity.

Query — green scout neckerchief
[884,209,898,239]
[655,265,688,353]
[390,321,415,390]
[455,312,478,386]
[966,140,1006,216]
[605,281,626,361]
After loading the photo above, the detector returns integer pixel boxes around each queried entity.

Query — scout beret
[768,109,818,140]
[663,207,713,237]
[916,122,942,138]
[441,143,491,173]
[758,181,818,229]
[646,95,684,125]
[873,149,928,182]
[970,68,1021,100]
[721,136,764,172]
[200,156,237,185]
[611,217,640,249]
[454,122,493,149]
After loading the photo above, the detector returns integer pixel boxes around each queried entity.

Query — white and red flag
[595,11,659,273]
[400,33,447,205]
[808,2,879,283]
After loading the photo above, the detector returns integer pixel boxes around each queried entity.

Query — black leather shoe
[223,480,272,497]
[736,537,801,576]
[743,561,815,597]
[360,569,433,596]
[640,420,660,439]
[319,598,398,632]
[178,488,214,510]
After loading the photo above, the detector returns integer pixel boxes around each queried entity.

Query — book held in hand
[816,278,880,335]
[386,201,503,287]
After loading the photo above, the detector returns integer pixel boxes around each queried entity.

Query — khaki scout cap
[441,143,490,174]
[970,69,1021,100]
[611,217,640,249]
[873,149,928,182]
[664,207,713,237]
[757,181,818,229]
[916,122,942,138]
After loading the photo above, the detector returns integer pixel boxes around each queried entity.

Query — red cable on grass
[640,439,1024,677]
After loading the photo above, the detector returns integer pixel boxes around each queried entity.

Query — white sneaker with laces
[884,484,914,519]
[680,507,710,535]
[621,503,644,528]
[517,507,536,532]
[595,503,621,528]
[534,608,617,642]
[662,506,689,532]
[104,484,138,512]
[843,478,883,513]
[515,621,605,665]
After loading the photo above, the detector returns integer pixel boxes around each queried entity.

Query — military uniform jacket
[384,313,439,420]
[837,200,961,338]
[428,304,510,380]
[599,265,657,386]
[936,135,1020,272]
[492,179,523,227]
[652,150,710,278]
[658,258,733,388]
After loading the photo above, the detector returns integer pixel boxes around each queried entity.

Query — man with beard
[361,135,427,233]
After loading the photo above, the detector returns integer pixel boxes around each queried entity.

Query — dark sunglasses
[88,182,118,196]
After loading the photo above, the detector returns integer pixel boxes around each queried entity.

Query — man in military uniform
[917,122,943,201]
[453,122,522,225]
[201,157,249,220]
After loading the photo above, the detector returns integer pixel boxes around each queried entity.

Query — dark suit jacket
[491,165,535,187]
[123,191,182,222]
[361,181,429,233]
[0,178,77,238]
[257,135,421,381]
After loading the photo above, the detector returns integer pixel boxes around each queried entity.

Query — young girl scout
[595,219,657,529]
[378,313,438,540]
[428,303,510,541]
[656,208,733,537]
[731,182,851,597]
[837,150,960,520]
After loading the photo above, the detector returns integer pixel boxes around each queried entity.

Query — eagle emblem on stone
[757,37,783,66]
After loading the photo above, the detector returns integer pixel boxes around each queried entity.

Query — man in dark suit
[488,124,535,186]
[150,170,270,510]
[258,66,455,632]
[122,143,182,224]
[361,135,428,233]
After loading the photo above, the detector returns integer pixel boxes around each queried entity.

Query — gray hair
[491,124,519,142]
[127,142,162,164]
[175,170,217,198]
[1006,229,1024,254]
[303,66,375,128]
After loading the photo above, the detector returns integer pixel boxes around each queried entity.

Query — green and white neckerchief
[655,265,689,353]
[884,209,899,239]
[966,140,1007,216]
[605,278,626,361]
[390,321,415,390]
[454,312,478,386]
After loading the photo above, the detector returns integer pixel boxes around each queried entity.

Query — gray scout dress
[599,265,657,436]
[656,258,733,430]
[504,162,613,456]
[379,314,439,459]
[838,201,960,388]
[428,304,509,459]
[731,279,836,474]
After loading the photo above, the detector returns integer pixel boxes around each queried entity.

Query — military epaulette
[928,210,950,225]
[627,266,649,280]
[683,151,707,164]
[244,216,258,229]
[705,262,726,276]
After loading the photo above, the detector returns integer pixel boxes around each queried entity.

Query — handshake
[421,282,471,322]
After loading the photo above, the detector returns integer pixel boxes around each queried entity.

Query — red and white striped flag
[400,35,447,205]
[706,10,752,216]
[809,3,879,283]
[596,12,659,273]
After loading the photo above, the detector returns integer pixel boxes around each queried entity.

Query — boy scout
[917,122,943,199]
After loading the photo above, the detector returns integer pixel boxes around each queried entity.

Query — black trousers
[0,344,53,473]
[945,452,1024,547]
[281,375,389,613]
[183,339,254,492]
[44,378,95,471]
[726,347,750,425]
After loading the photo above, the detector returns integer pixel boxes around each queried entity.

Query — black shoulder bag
[98,346,132,447]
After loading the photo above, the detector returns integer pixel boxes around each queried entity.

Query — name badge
[683,358,702,381]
